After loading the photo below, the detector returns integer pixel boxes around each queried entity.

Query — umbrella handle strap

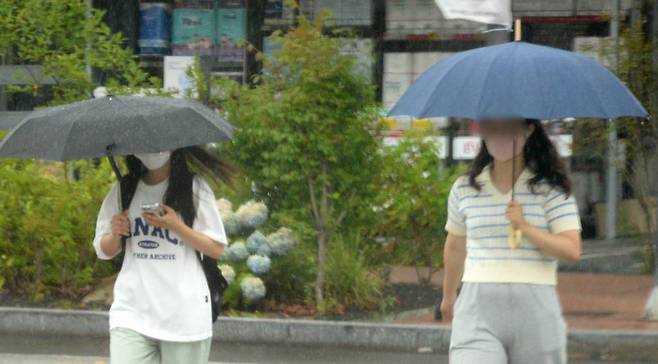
[105,150,127,252]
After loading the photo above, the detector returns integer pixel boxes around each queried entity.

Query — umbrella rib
[529,55,550,119]
[188,106,233,139]
[54,106,90,161]
[567,57,609,118]
[115,96,166,154]
[417,55,473,118]
[474,45,510,119]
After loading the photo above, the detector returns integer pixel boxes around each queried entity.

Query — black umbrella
[0,95,232,161]
[0,94,233,208]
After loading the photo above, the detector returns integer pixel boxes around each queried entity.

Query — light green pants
[110,327,212,364]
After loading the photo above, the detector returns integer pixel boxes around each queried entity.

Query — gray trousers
[449,282,568,364]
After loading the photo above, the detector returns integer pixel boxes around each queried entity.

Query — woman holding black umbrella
[92,146,235,364]
[440,118,582,363]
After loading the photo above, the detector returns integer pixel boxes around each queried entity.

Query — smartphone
[141,202,163,216]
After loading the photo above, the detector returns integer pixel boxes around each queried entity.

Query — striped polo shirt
[445,164,582,285]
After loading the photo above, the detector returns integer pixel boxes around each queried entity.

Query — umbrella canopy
[388,41,648,120]
[0,95,233,161]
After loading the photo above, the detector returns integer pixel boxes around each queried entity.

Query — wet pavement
[389,267,658,331]
[0,333,646,364]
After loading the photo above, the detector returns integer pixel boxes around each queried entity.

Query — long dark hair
[120,146,237,226]
[467,119,571,195]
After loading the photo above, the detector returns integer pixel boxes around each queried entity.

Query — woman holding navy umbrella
[440,118,582,363]
[382,28,646,364]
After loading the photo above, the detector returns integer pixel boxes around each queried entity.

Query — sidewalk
[390,267,658,331]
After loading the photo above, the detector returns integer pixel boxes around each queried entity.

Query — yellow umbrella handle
[508,225,523,249]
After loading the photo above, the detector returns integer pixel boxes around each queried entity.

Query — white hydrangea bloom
[240,277,266,301]
[223,241,249,261]
[216,198,233,215]
[222,213,241,237]
[217,198,241,236]
[256,242,272,257]
[267,227,297,256]
[246,254,272,275]
[246,230,271,256]
[218,264,236,284]
[236,200,268,229]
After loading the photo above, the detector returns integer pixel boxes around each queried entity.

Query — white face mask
[134,151,171,170]
[484,132,531,162]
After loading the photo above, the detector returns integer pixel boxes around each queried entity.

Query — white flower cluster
[246,230,272,256]
[216,198,241,236]
[246,255,272,275]
[235,200,268,229]
[266,227,297,256]
[218,264,236,284]
[214,198,297,304]
[223,241,249,261]
[240,277,266,301]
[217,199,268,236]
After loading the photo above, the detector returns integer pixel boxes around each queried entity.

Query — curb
[213,316,450,352]
[1,307,658,361]
[569,329,658,362]
[0,307,449,352]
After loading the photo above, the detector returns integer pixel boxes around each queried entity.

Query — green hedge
[0,159,116,303]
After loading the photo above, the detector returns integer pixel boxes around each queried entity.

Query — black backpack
[117,175,228,323]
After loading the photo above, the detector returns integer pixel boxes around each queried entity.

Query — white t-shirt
[92,174,228,342]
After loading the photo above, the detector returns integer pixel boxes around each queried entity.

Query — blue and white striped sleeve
[445,178,467,236]
[543,188,581,234]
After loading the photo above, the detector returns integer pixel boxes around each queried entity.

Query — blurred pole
[652,0,658,284]
[86,0,93,80]
[644,0,658,320]
[605,0,620,239]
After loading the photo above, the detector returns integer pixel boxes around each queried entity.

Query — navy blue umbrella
[388,40,649,249]
[388,41,648,120]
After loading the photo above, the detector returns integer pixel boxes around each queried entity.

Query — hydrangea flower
[236,200,268,229]
[218,264,236,284]
[223,241,249,261]
[216,198,233,215]
[255,243,272,257]
[267,227,297,256]
[246,255,272,275]
[246,230,271,256]
[217,198,241,236]
[222,213,241,237]
[240,277,266,301]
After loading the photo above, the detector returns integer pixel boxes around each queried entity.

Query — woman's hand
[143,204,184,232]
[506,200,527,230]
[440,294,457,322]
[111,210,131,238]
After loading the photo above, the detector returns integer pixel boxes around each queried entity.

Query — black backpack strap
[117,175,139,263]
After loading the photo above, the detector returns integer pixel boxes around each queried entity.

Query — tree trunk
[315,229,327,306]
[308,161,332,308]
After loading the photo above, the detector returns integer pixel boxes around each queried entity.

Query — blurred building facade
[1,0,651,239]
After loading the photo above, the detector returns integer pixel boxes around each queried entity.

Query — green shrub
[263,239,316,305]
[372,129,464,284]
[322,233,384,313]
[0,159,115,302]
